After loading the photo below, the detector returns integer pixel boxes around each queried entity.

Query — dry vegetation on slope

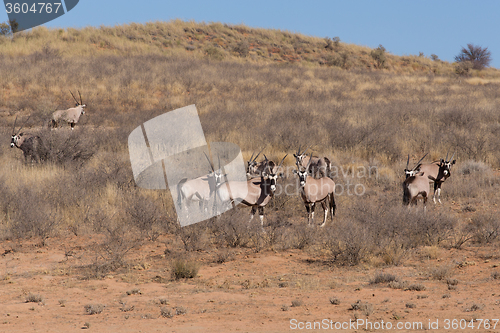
[1,20,500,332]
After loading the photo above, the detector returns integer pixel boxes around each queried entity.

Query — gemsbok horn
[10,115,45,163]
[176,152,224,216]
[415,151,456,204]
[293,154,336,227]
[49,90,86,130]
[246,147,267,179]
[293,145,332,179]
[217,154,288,230]
[404,153,428,178]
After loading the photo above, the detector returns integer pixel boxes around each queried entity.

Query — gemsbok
[416,151,456,204]
[176,153,224,216]
[404,153,428,178]
[10,116,45,163]
[50,90,86,130]
[293,154,336,227]
[293,145,332,179]
[217,155,287,229]
[402,171,429,209]
[246,148,266,179]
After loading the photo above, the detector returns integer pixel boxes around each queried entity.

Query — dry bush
[160,307,174,318]
[329,297,341,305]
[170,259,199,280]
[350,300,374,316]
[429,265,454,280]
[39,127,102,167]
[84,304,105,315]
[324,219,373,266]
[322,199,458,266]
[79,223,141,279]
[176,222,210,252]
[209,211,255,248]
[125,192,163,241]
[2,183,57,241]
[25,293,43,303]
[467,213,500,244]
[370,273,397,285]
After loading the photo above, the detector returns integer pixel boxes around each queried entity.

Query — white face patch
[269,175,277,191]
[298,171,307,186]
[405,170,416,178]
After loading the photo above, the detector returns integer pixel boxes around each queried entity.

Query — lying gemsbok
[217,155,287,229]
[293,145,332,179]
[50,90,86,130]
[403,154,430,209]
[10,115,45,163]
[416,152,456,204]
[294,154,336,227]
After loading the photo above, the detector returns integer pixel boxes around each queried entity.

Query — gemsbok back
[10,115,45,163]
[293,145,332,179]
[217,155,287,230]
[293,154,336,227]
[402,171,429,209]
[50,90,86,130]
[416,151,456,204]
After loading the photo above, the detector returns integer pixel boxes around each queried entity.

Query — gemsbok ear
[292,170,297,174]
[451,160,456,165]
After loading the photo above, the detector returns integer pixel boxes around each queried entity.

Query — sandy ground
[1,233,500,333]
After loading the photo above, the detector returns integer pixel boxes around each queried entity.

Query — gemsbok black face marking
[417,150,456,204]
[217,154,287,230]
[293,154,336,227]
[10,115,44,163]
[50,90,86,130]
[404,153,428,179]
[293,145,332,179]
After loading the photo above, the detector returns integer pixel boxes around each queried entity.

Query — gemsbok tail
[324,156,333,180]
[329,192,336,219]
[177,178,188,209]
[402,182,411,205]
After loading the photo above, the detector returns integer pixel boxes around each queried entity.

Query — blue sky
[2,0,499,68]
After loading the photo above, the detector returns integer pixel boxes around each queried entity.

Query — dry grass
[0,20,499,275]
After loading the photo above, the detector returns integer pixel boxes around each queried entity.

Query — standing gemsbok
[217,155,287,229]
[176,153,224,215]
[50,90,86,130]
[294,154,336,227]
[416,151,456,204]
[402,172,429,208]
[293,145,332,179]
[403,154,430,209]
[246,148,266,179]
[10,115,45,163]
